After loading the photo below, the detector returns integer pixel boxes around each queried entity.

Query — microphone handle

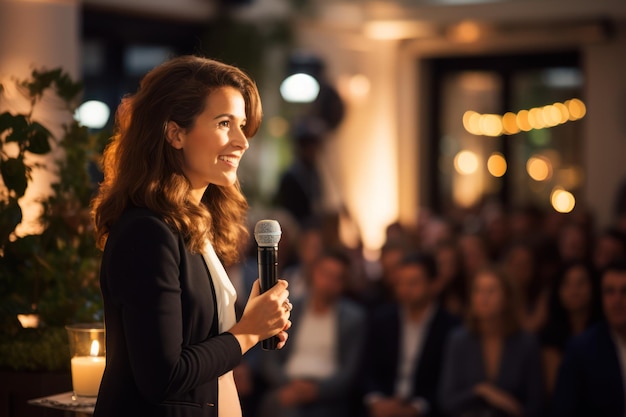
[258,246,279,350]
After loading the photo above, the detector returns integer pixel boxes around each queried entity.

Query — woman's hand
[228,279,291,353]
[474,382,522,417]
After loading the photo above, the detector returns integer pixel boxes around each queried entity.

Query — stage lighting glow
[74,100,110,129]
[279,73,320,103]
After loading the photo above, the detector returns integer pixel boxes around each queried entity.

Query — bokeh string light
[462,98,586,137]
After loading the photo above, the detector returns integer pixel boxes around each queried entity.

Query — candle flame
[90,339,100,356]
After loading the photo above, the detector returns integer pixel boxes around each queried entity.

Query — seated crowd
[230,203,626,417]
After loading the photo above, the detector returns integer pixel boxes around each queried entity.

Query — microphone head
[254,219,282,247]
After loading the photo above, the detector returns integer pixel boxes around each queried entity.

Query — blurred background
[3,0,625,259]
[1,0,626,416]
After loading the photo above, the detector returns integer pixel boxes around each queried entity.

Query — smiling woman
[164,86,250,204]
[90,55,292,417]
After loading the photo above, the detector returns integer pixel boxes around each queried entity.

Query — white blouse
[202,240,241,417]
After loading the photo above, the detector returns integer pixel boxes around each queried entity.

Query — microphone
[254,219,282,350]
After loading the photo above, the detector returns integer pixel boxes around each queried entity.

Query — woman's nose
[232,129,249,150]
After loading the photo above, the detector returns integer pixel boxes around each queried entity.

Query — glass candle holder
[65,323,105,398]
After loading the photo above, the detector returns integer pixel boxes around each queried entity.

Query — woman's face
[505,247,534,287]
[459,235,488,275]
[311,257,345,301]
[471,272,505,320]
[559,265,592,312]
[436,246,458,283]
[172,86,249,193]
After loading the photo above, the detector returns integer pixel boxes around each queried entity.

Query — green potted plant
[0,68,106,408]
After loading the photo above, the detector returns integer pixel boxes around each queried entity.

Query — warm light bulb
[528,107,546,130]
[487,153,507,177]
[502,112,520,135]
[463,111,482,136]
[551,188,576,213]
[567,98,586,120]
[542,105,561,127]
[527,156,552,181]
[516,110,532,132]
[454,150,479,175]
[480,114,503,137]
[553,102,570,124]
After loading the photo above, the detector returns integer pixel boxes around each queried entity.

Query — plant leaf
[23,68,63,98]
[26,123,52,154]
[54,72,83,104]
[0,198,22,245]
[4,115,29,145]
[0,157,27,197]
[0,112,14,135]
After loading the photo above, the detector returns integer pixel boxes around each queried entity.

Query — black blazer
[363,304,459,417]
[551,321,625,417]
[93,207,242,417]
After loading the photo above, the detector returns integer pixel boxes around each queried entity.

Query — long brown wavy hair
[91,55,262,265]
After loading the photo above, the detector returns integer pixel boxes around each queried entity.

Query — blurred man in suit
[362,252,459,417]
[259,247,367,417]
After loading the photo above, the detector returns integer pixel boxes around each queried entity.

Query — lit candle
[70,339,105,397]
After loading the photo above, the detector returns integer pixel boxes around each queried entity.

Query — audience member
[361,239,412,311]
[362,252,459,417]
[258,247,367,417]
[503,241,548,333]
[509,205,543,243]
[551,260,626,417]
[432,239,467,318]
[557,222,589,264]
[438,267,543,417]
[593,227,626,271]
[482,203,511,261]
[273,117,326,226]
[282,220,325,301]
[539,261,602,396]
[458,232,490,283]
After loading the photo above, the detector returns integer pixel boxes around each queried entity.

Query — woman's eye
[218,120,230,128]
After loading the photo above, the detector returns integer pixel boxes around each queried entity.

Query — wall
[296,24,403,256]
[0,0,80,236]
[583,24,626,228]
[297,5,626,256]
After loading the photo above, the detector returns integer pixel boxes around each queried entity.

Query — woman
[503,242,549,333]
[438,267,543,417]
[91,55,292,417]
[540,261,602,395]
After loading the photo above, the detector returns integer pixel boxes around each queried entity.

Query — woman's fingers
[276,329,290,349]
[248,279,260,299]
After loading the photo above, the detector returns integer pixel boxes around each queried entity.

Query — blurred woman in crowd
[438,267,543,417]
[539,261,602,395]
[503,242,549,333]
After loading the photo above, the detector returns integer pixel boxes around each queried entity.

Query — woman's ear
[165,121,184,150]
